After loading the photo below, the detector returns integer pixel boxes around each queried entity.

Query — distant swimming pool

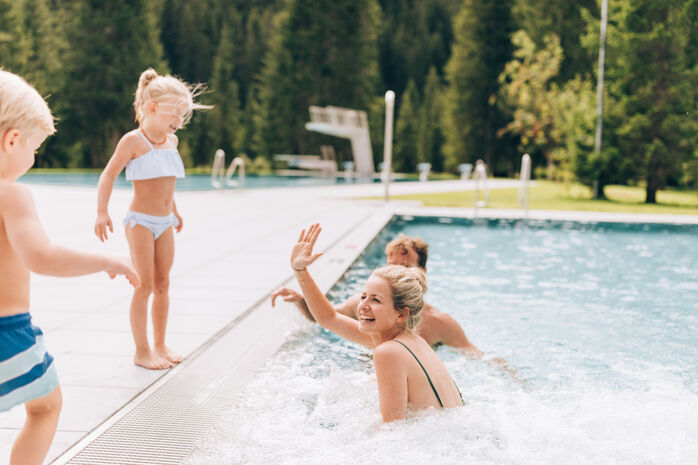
[187,216,698,465]
[19,172,400,190]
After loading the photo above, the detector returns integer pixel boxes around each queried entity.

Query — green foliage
[513,0,598,81]
[497,31,596,182]
[1,0,696,190]
[417,67,445,172]
[394,80,419,173]
[204,23,243,167]
[377,0,459,95]
[255,0,381,160]
[443,0,517,174]
[57,0,167,168]
[605,0,698,202]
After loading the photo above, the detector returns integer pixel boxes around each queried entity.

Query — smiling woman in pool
[291,224,463,422]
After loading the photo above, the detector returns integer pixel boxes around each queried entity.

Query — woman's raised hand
[291,223,323,271]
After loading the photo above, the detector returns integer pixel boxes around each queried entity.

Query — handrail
[225,157,245,188]
[211,149,245,189]
[211,149,225,188]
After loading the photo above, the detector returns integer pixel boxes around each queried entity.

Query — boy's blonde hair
[0,70,55,141]
[133,68,209,126]
[385,234,429,269]
[371,264,427,331]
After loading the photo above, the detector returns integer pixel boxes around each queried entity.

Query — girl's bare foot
[154,345,182,364]
[134,350,173,370]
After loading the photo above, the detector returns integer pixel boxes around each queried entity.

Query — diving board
[305,105,374,179]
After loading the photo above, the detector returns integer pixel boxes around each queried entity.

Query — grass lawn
[380,181,698,216]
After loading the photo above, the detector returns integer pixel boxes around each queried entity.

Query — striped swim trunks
[0,313,59,412]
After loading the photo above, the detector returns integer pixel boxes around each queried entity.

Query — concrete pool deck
[1,178,696,464]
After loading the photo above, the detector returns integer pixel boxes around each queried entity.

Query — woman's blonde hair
[0,69,55,141]
[133,68,209,125]
[371,264,427,331]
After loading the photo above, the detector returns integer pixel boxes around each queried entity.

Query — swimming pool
[186,216,698,465]
[19,172,397,190]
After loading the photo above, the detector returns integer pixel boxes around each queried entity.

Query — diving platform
[305,105,374,179]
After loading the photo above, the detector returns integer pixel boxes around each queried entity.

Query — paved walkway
[1,178,696,464]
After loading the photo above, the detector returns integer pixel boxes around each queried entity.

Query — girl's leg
[10,385,62,465]
[125,224,172,370]
[152,226,180,363]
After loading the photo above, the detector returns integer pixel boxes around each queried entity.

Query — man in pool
[272,234,484,356]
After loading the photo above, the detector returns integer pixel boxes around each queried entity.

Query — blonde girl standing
[95,69,207,370]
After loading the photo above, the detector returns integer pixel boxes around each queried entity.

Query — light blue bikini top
[124,130,185,181]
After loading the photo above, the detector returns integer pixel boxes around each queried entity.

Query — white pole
[519,153,531,215]
[594,0,608,198]
[383,90,395,202]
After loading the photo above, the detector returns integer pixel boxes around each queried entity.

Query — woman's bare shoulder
[374,340,406,360]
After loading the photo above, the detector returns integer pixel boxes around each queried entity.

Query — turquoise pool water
[187,216,698,465]
[19,172,396,190]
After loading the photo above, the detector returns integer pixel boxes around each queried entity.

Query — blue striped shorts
[0,313,59,412]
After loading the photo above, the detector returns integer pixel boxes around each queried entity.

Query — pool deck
[1,178,697,465]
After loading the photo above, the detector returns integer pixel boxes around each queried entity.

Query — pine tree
[59,0,168,168]
[394,80,419,174]
[418,67,445,172]
[443,0,517,174]
[0,0,69,166]
[607,0,698,202]
[513,0,598,81]
[206,23,243,164]
[255,0,381,160]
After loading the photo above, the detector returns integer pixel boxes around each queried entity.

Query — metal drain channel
[53,298,297,465]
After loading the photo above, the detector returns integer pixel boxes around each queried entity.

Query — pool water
[19,172,397,190]
[186,216,698,465]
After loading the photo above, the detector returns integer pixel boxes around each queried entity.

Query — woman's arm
[373,342,409,422]
[291,224,374,347]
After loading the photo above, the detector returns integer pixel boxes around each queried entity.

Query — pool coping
[392,205,698,225]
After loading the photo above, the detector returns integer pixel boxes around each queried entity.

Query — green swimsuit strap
[392,340,444,408]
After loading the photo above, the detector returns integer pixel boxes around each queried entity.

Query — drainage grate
[54,301,296,465]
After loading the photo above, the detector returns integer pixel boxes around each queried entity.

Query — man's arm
[426,309,483,356]
[427,307,526,384]
[271,289,360,322]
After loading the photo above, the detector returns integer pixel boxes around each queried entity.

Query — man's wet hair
[385,234,429,269]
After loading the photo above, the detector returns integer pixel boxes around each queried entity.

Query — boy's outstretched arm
[5,183,139,285]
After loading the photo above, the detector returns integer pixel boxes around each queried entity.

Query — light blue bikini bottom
[123,210,179,239]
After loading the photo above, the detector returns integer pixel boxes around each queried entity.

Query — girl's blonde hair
[371,265,427,331]
[0,69,55,140]
[133,68,209,125]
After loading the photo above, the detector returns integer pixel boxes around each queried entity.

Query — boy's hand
[106,257,140,287]
[271,287,304,307]
[95,213,113,242]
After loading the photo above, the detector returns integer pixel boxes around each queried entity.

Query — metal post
[519,153,531,216]
[383,90,395,202]
[594,0,608,198]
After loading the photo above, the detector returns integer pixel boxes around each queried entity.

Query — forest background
[1,0,696,203]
